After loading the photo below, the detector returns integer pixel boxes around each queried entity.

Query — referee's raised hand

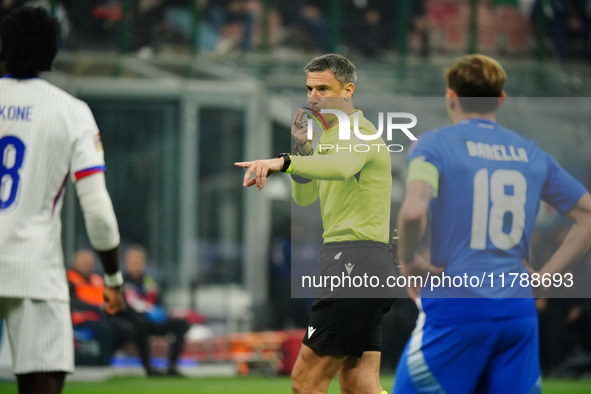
[292,108,314,155]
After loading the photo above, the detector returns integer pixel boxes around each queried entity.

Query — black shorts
[302,241,396,358]
[303,297,394,358]
[315,240,398,299]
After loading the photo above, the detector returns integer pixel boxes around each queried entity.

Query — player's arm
[398,158,439,261]
[75,172,125,315]
[397,159,444,297]
[538,192,591,281]
[398,180,432,263]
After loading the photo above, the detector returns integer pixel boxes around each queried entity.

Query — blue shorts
[393,310,541,394]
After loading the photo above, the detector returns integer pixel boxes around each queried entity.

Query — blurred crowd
[1,0,590,62]
[530,213,591,377]
[68,245,205,376]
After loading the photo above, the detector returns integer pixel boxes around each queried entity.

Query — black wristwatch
[277,153,291,172]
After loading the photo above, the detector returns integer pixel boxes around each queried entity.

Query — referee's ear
[343,82,355,97]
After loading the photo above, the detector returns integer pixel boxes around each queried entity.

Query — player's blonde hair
[445,54,506,113]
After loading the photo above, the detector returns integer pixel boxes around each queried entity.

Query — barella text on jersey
[466,140,528,163]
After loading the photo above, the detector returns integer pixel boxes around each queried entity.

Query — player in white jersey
[0,7,125,394]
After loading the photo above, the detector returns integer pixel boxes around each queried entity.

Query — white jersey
[0,77,106,301]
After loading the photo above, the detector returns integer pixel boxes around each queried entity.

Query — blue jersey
[409,118,587,323]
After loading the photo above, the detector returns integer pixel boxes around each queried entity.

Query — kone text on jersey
[0,105,32,122]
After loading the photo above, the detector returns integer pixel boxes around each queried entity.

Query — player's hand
[399,254,444,299]
[102,287,126,315]
[292,108,313,155]
[235,158,284,190]
[522,258,535,276]
[524,259,550,297]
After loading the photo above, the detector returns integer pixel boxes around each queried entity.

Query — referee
[236,54,395,394]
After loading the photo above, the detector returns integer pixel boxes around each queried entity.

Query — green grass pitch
[1,376,591,393]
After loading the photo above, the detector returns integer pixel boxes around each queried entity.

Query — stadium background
[2,0,591,391]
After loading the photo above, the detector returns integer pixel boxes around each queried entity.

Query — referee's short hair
[304,54,357,88]
[0,6,59,79]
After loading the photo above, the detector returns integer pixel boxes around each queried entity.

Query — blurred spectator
[340,0,430,57]
[532,0,591,63]
[268,220,316,330]
[0,0,26,21]
[68,249,122,366]
[208,0,259,53]
[343,1,384,57]
[163,0,220,51]
[268,222,292,329]
[531,223,591,376]
[564,0,591,62]
[277,0,330,53]
[115,245,190,377]
[409,0,430,56]
[492,0,531,55]
[536,297,570,374]
[554,250,591,377]
[164,0,261,54]
[537,296,591,377]
[60,0,119,50]
[565,298,591,347]
[130,0,166,57]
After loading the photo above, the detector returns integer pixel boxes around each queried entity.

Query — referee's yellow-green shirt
[290,109,392,244]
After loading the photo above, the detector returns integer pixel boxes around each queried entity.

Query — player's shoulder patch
[93,133,103,152]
